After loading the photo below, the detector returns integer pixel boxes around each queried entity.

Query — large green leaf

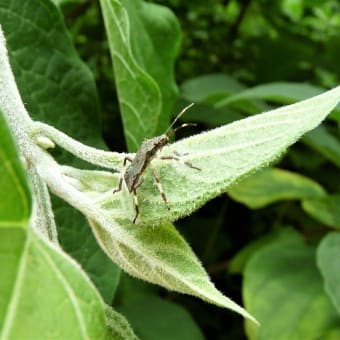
[0,108,31,330]
[0,107,125,338]
[181,73,245,103]
[302,194,340,229]
[118,296,204,340]
[229,228,296,274]
[215,82,324,108]
[0,230,113,339]
[214,82,340,121]
[209,82,340,164]
[125,86,340,224]
[0,0,102,147]
[302,125,340,169]
[100,0,180,151]
[88,218,256,322]
[116,273,203,339]
[243,230,340,340]
[0,110,31,224]
[180,74,269,115]
[228,168,326,209]
[317,232,340,316]
[0,0,120,302]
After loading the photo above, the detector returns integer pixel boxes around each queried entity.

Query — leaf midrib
[0,234,89,339]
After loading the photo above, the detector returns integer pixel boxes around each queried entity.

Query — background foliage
[2,0,340,339]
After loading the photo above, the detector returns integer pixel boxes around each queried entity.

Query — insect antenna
[165,102,194,135]
[173,123,197,133]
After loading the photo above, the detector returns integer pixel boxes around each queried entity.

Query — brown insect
[112,103,200,223]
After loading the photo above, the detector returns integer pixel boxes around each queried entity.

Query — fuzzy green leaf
[100,0,180,150]
[89,219,257,323]
[33,161,257,322]
[131,86,340,224]
[105,306,139,340]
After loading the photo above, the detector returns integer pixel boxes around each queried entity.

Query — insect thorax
[124,134,169,192]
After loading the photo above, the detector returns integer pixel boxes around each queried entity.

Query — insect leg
[160,155,201,171]
[132,188,139,224]
[151,168,170,210]
[174,150,188,156]
[113,156,133,194]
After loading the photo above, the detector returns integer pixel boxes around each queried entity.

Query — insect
[112,103,200,223]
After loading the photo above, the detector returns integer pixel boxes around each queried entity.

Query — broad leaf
[0,110,31,224]
[228,168,326,209]
[181,73,245,103]
[302,194,340,229]
[243,230,340,340]
[181,74,269,114]
[317,232,340,315]
[129,86,340,223]
[0,230,113,339]
[0,0,103,148]
[117,296,204,340]
[0,0,120,302]
[89,219,257,323]
[302,125,340,168]
[0,107,125,338]
[100,0,180,150]
[105,306,139,340]
[214,81,340,121]
[0,108,31,330]
[229,228,296,274]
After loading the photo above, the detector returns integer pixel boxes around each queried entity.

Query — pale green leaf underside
[227,167,326,209]
[89,219,257,323]
[105,306,139,340]
[243,230,340,340]
[45,166,257,321]
[129,86,340,224]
